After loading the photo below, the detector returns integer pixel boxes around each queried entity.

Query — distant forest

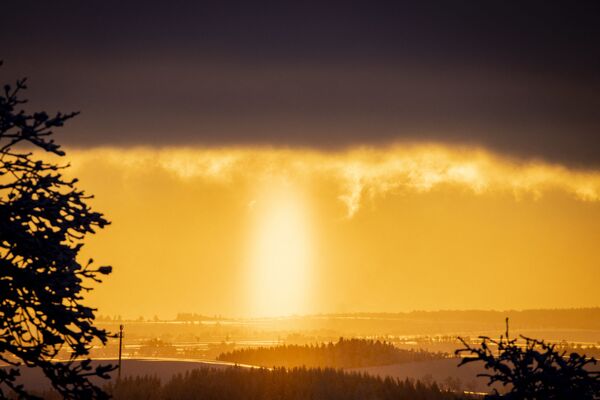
[217,338,447,368]
[292,308,600,334]
[102,367,467,400]
[99,307,600,328]
[336,308,600,328]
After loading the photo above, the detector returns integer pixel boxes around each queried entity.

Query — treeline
[217,338,447,368]
[324,308,600,331]
[175,313,222,321]
[102,367,468,400]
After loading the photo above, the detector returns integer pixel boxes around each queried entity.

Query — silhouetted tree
[456,320,600,399]
[0,64,114,399]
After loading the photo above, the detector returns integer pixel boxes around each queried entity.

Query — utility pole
[118,324,124,381]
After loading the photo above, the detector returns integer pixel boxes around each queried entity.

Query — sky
[62,146,600,318]
[3,1,600,166]
[3,1,600,317]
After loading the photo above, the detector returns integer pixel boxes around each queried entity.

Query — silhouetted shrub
[456,321,600,399]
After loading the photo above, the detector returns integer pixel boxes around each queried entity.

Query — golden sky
[59,145,600,318]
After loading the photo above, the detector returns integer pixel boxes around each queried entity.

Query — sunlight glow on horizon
[50,144,600,318]
[246,180,313,317]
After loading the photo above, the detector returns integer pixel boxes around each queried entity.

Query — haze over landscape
[60,146,600,318]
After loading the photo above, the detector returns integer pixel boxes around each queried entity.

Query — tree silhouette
[456,319,600,399]
[0,64,114,399]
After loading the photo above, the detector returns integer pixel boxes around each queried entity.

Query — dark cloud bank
[2,1,600,167]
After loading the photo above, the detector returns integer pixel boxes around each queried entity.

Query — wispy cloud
[63,144,600,218]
